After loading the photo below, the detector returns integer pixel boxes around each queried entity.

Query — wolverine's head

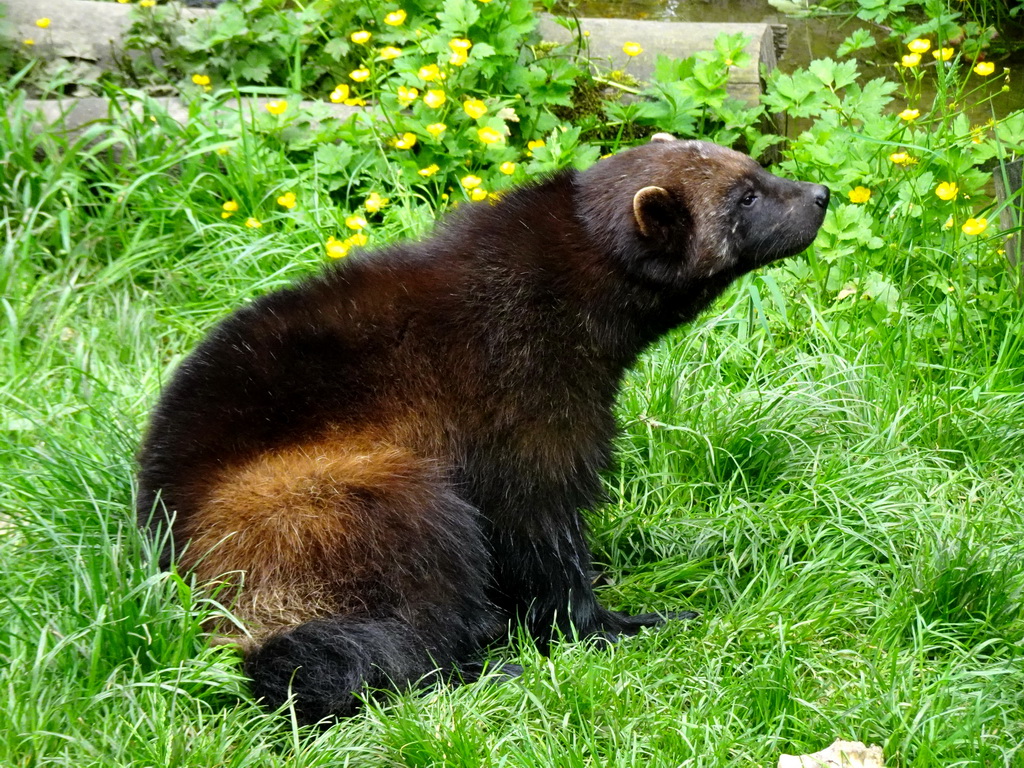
[577,135,829,290]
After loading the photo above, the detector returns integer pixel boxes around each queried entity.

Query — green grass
[3,82,1024,767]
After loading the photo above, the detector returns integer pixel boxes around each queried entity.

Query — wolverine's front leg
[486,512,688,651]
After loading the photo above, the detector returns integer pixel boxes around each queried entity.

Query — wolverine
[137,135,829,722]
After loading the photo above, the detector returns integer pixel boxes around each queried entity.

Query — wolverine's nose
[812,185,830,209]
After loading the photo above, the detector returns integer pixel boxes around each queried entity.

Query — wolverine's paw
[596,608,699,643]
[455,661,524,684]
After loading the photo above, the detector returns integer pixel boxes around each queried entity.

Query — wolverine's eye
[740,192,758,207]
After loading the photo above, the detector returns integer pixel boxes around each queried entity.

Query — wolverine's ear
[632,185,674,238]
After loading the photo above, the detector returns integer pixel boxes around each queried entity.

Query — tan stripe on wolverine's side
[180,437,448,641]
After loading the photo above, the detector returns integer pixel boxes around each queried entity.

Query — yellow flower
[470,187,488,201]
[265,100,288,115]
[933,47,954,61]
[192,74,211,86]
[449,38,472,53]
[622,42,643,57]
[477,126,504,144]
[380,46,403,60]
[907,38,931,54]
[449,52,468,67]
[973,61,995,76]
[970,125,986,144]
[943,216,954,230]
[35,18,51,28]
[326,236,350,259]
[397,86,419,105]
[478,0,494,3]
[330,84,350,103]
[345,233,368,248]
[277,191,297,209]
[221,200,239,218]
[245,217,262,229]
[383,9,407,26]
[349,68,371,82]
[527,139,545,155]
[351,30,371,44]
[423,89,447,109]
[23,38,34,46]
[139,0,155,6]
[364,192,389,213]
[346,215,368,230]
[393,132,418,149]
[889,151,916,165]
[418,164,440,177]
[935,182,959,201]
[419,64,441,82]
[899,108,920,121]
[847,186,871,203]
[463,98,487,119]
[961,217,987,235]
[901,53,921,67]
[426,122,447,137]
[461,174,482,189]
[499,161,516,175]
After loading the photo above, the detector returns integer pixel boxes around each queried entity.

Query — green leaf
[437,0,480,34]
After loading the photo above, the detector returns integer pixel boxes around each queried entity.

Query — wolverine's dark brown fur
[137,137,828,722]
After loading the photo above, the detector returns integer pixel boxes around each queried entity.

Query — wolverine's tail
[244,610,494,723]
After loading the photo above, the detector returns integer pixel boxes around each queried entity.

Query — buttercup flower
[943,216,954,230]
[469,188,488,201]
[426,122,447,137]
[265,100,288,115]
[907,38,931,54]
[847,186,872,203]
[345,233,368,248]
[973,61,995,76]
[961,217,987,235]
[418,64,441,82]
[450,52,468,66]
[23,38,34,45]
[349,68,371,82]
[477,126,504,144]
[901,53,921,67]
[418,164,440,177]
[889,151,916,165]
[423,89,447,109]
[277,191,297,209]
[383,9,407,26]
[380,46,403,60]
[393,133,418,149]
[935,182,959,201]
[330,84,350,103]
[933,47,954,61]
[245,217,262,228]
[346,215,368,230]
[139,0,155,7]
[35,18,50,28]
[192,74,211,86]
[623,42,643,57]
[364,192,389,213]
[463,98,487,119]
[397,86,419,105]
[461,175,482,189]
[527,139,545,153]
[449,38,472,53]
[899,108,920,121]
[499,161,516,175]
[351,30,371,44]
[326,236,349,259]
[221,200,239,219]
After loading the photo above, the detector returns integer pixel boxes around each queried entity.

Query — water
[558,0,1024,119]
